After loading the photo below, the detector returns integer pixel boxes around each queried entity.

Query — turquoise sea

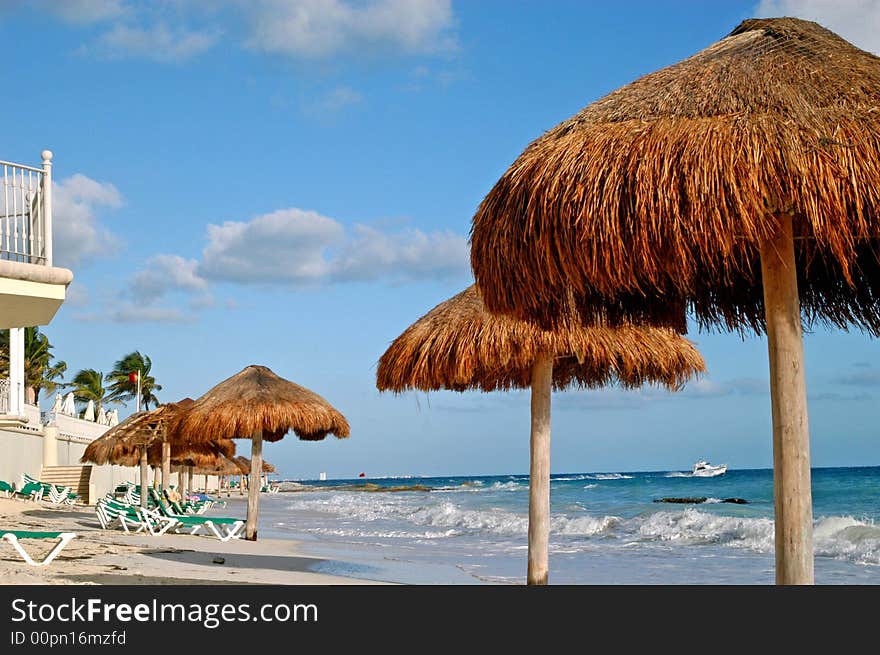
[256,466,880,584]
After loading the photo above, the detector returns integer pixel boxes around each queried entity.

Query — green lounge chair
[147,489,244,542]
[1,530,76,566]
[11,482,43,502]
[21,474,77,506]
[0,481,14,498]
[96,498,177,536]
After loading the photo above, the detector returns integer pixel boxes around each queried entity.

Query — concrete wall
[0,424,44,486]
[0,411,139,503]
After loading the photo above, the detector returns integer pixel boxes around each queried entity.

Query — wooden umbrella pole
[527,352,553,585]
[161,442,171,492]
[246,429,263,540]
[760,213,814,585]
[139,447,148,509]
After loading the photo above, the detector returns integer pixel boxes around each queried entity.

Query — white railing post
[41,150,52,266]
[8,327,24,415]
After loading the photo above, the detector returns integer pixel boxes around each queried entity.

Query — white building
[0,151,135,502]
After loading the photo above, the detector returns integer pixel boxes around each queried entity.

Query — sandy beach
[0,496,382,585]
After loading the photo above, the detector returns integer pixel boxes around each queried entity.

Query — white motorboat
[692,460,727,477]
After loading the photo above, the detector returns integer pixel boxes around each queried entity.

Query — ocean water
[254,466,880,584]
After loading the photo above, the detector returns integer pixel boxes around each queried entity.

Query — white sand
[0,497,385,585]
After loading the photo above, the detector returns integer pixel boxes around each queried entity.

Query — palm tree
[68,369,110,415]
[105,351,162,410]
[0,327,67,405]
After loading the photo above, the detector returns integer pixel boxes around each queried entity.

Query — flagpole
[136,370,141,412]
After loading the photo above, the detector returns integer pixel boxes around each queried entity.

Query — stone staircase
[39,465,92,503]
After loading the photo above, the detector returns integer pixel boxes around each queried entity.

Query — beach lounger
[96,498,177,536]
[1,530,76,566]
[21,474,77,506]
[0,481,14,498]
[10,482,44,502]
[147,489,244,542]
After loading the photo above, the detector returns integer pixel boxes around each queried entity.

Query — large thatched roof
[172,365,350,443]
[470,17,880,334]
[376,286,705,392]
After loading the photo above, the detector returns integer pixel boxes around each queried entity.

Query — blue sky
[2,0,880,479]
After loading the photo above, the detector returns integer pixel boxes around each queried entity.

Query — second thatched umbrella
[173,365,350,540]
[377,285,705,585]
[81,399,186,509]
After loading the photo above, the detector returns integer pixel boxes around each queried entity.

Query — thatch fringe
[376,286,705,392]
[173,365,350,443]
[233,456,275,475]
[470,17,880,333]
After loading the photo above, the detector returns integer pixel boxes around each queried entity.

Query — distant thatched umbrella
[233,456,276,494]
[233,456,276,475]
[173,365,349,540]
[81,398,232,507]
[81,399,187,508]
[469,17,880,585]
[377,285,704,584]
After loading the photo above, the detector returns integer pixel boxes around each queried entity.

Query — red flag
[128,372,138,383]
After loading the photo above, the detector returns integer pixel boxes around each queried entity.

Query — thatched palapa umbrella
[233,456,276,494]
[173,365,349,540]
[470,18,880,584]
[81,398,233,508]
[377,285,705,584]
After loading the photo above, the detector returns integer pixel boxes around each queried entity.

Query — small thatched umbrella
[81,399,185,508]
[172,365,349,540]
[81,398,232,508]
[377,285,705,584]
[234,456,276,493]
[470,17,880,585]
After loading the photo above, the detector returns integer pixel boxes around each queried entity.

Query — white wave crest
[664,472,692,478]
[813,516,880,565]
[583,484,598,489]
[586,473,634,480]
[637,508,775,551]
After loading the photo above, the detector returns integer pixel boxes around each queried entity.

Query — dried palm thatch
[470,17,880,334]
[191,454,241,476]
[233,456,276,475]
[82,433,235,468]
[80,398,194,463]
[80,398,227,467]
[377,286,705,393]
[173,365,350,443]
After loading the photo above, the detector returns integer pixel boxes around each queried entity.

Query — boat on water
[692,460,728,477]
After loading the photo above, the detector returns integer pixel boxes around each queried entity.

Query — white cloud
[110,304,192,323]
[756,0,880,53]
[197,207,469,285]
[52,174,123,268]
[244,0,457,58]
[333,224,468,282]
[199,208,344,284]
[129,254,208,302]
[40,0,127,24]
[301,85,363,117]
[90,22,220,62]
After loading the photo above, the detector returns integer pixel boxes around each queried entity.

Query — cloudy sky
[3,0,880,478]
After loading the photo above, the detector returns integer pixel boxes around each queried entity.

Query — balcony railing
[0,151,53,266]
